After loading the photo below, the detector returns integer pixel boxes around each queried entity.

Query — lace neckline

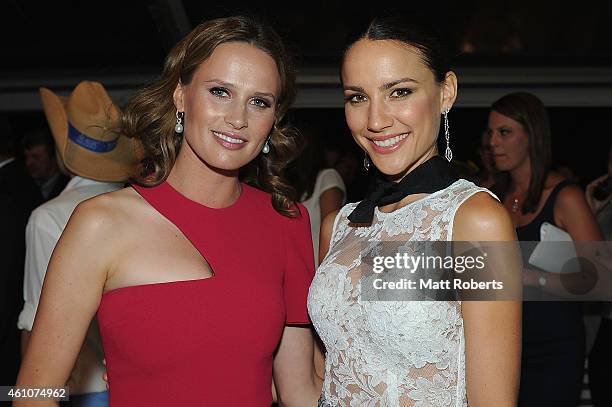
[373,179,464,219]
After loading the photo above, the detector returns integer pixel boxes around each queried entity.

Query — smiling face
[488,110,530,172]
[173,41,280,172]
[341,39,456,178]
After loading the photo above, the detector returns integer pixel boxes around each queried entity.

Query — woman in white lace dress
[308,16,521,406]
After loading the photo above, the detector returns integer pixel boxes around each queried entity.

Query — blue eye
[250,98,271,108]
[210,87,229,98]
[390,88,413,98]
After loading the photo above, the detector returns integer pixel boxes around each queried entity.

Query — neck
[39,170,60,185]
[378,147,445,213]
[167,141,242,208]
[390,146,438,183]
[40,162,60,183]
[509,157,531,194]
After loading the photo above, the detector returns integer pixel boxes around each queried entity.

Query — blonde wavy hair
[121,15,302,217]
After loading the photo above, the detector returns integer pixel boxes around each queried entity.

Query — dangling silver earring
[175,111,184,134]
[262,137,270,154]
[443,108,452,162]
[363,153,370,172]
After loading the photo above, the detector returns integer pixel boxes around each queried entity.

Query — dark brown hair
[491,92,552,214]
[342,15,452,84]
[121,15,301,217]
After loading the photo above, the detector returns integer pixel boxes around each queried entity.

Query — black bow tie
[347,156,459,224]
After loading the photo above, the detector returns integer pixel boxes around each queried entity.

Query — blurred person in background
[21,127,69,201]
[0,116,42,390]
[586,144,612,240]
[286,131,345,266]
[586,143,612,407]
[488,92,603,407]
[475,128,495,188]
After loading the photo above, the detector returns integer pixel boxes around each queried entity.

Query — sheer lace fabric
[308,179,495,406]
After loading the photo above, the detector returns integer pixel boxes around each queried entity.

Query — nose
[489,131,500,149]
[224,102,247,130]
[367,99,392,133]
[24,154,35,168]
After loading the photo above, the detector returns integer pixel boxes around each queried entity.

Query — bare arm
[319,187,344,224]
[453,192,522,407]
[318,210,339,266]
[19,202,66,358]
[273,326,322,407]
[556,185,604,241]
[14,199,115,407]
[523,185,605,297]
[20,330,31,357]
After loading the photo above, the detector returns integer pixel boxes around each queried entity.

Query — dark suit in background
[0,158,42,387]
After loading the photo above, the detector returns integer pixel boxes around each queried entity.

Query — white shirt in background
[18,176,124,395]
[301,168,346,266]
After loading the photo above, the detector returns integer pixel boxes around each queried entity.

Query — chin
[212,159,251,173]
[196,153,249,173]
[371,153,425,179]
[371,160,410,178]
[493,161,512,172]
[201,144,260,169]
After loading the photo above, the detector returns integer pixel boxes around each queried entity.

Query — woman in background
[287,131,346,266]
[488,92,603,406]
[585,144,612,407]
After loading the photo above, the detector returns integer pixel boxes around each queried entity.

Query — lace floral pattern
[308,179,495,406]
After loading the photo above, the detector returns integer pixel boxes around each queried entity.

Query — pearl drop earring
[175,111,184,133]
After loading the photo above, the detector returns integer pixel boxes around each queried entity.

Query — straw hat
[40,81,140,182]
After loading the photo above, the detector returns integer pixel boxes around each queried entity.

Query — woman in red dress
[17,16,321,406]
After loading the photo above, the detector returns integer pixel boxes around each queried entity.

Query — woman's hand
[523,267,542,287]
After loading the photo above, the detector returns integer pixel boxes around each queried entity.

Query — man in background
[22,127,69,201]
[18,81,140,407]
[0,116,42,390]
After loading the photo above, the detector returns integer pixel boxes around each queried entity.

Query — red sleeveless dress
[97,181,314,406]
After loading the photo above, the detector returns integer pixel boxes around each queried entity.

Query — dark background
[2,0,611,195]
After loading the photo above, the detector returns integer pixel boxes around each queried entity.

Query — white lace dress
[308,179,496,407]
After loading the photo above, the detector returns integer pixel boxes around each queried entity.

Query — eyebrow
[343,77,419,93]
[203,79,276,101]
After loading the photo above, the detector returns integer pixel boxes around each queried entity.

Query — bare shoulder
[545,172,586,213]
[555,183,585,205]
[453,191,516,241]
[546,171,566,188]
[67,186,146,240]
